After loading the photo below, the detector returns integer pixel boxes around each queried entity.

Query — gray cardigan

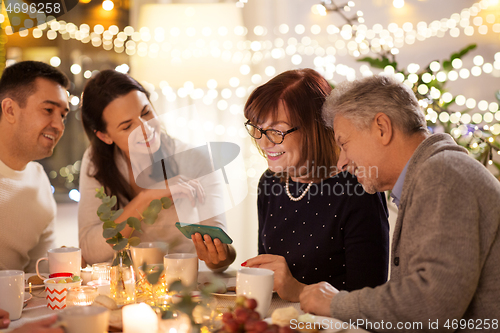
[330,134,500,332]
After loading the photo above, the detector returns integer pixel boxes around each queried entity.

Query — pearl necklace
[285,178,313,202]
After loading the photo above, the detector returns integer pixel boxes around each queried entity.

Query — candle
[123,303,158,333]
[66,286,99,306]
[29,282,32,294]
[87,280,111,296]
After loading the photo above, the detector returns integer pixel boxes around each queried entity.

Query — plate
[24,281,45,290]
[264,315,346,333]
[24,293,32,303]
[25,273,46,290]
[212,290,237,298]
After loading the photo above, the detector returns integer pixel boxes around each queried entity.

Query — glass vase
[110,246,136,306]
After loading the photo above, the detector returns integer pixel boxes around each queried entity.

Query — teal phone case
[175,222,233,244]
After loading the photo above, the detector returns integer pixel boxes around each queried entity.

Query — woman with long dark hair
[78,70,235,269]
[242,69,389,301]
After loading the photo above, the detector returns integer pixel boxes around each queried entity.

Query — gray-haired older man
[300,75,500,332]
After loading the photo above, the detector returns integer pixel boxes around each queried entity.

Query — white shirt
[0,158,56,272]
[78,138,228,264]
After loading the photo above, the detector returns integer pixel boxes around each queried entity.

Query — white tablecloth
[4,265,367,333]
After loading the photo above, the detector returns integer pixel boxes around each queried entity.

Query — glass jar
[91,263,111,282]
[110,247,136,306]
[66,286,99,306]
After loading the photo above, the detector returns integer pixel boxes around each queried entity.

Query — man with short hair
[300,75,500,332]
[0,61,69,272]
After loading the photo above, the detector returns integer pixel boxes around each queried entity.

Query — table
[3,266,367,333]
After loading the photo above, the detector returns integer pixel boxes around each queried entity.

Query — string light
[102,0,114,11]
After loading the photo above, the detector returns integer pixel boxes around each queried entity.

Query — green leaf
[109,196,117,207]
[495,90,500,103]
[161,197,172,209]
[110,209,124,221]
[168,280,185,293]
[106,237,119,244]
[102,196,111,204]
[357,56,397,70]
[97,203,111,216]
[128,236,141,247]
[143,217,156,225]
[103,221,116,229]
[99,211,111,221]
[149,199,162,215]
[113,238,128,252]
[142,206,153,218]
[103,228,119,238]
[456,43,476,58]
[442,60,452,71]
[146,270,163,285]
[95,187,105,199]
[115,221,127,233]
[126,217,141,231]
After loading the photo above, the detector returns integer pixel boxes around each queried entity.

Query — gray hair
[322,74,428,135]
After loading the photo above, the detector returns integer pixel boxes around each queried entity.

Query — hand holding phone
[175,222,233,244]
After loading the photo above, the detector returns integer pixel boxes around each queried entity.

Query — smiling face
[96,90,161,160]
[333,115,384,194]
[13,78,69,165]
[255,102,303,176]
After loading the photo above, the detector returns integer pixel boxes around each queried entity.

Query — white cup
[131,241,168,272]
[0,270,24,320]
[59,305,110,333]
[36,247,82,279]
[237,267,274,318]
[163,253,198,288]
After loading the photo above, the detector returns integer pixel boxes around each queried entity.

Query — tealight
[66,286,99,307]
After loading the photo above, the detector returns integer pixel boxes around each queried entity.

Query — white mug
[36,247,82,279]
[59,305,110,333]
[0,270,24,320]
[163,253,198,288]
[237,267,274,318]
[131,241,168,272]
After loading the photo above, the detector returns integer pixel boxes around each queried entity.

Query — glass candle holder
[66,286,99,307]
[91,263,111,282]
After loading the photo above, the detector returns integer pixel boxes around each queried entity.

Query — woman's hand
[192,233,236,270]
[242,254,305,302]
[0,308,10,329]
[156,175,205,207]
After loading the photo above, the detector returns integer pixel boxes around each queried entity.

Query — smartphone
[175,222,233,244]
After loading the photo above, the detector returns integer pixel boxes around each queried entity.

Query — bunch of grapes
[219,296,295,333]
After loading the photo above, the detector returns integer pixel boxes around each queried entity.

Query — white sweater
[78,138,228,265]
[0,158,56,272]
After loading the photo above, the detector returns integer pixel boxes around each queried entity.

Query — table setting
[0,241,368,333]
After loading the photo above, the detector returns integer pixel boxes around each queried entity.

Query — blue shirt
[391,160,410,208]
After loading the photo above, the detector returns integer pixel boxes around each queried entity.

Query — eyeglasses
[244,120,299,144]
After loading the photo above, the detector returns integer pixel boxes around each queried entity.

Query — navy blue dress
[257,170,389,291]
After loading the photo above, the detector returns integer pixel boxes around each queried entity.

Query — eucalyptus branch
[95,187,173,251]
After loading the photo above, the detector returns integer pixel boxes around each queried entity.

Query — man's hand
[243,254,305,302]
[300,282,339,316]
[11,315,64,333]
[0,308,10,329]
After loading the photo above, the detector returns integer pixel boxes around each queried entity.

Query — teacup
[131,241,168,272]
[236,267,274,318]
[163,253,198,288]
[36,247,82,279]
[0,270,24,320]
[59,305,110,333]
[44,277,82,310]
